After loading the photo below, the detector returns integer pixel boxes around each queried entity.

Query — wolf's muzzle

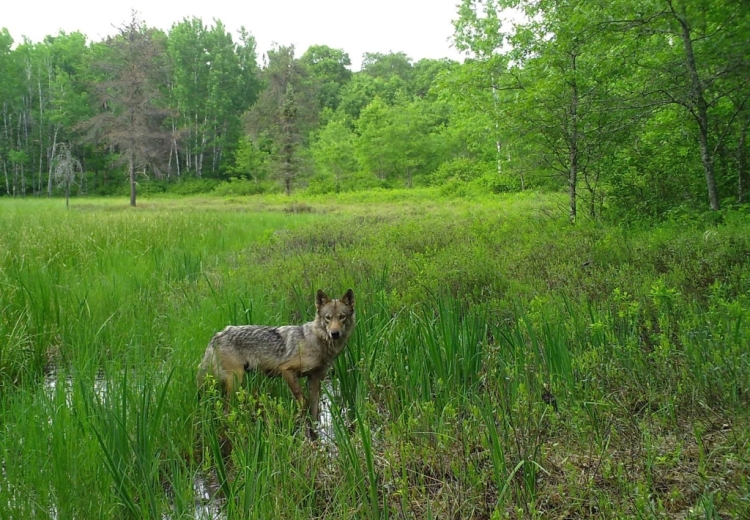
[331,330,341,339]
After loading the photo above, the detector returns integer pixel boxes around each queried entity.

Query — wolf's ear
[316,290,330,309]
[341,288,355,308]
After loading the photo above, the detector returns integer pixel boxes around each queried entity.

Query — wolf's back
[216,325,291,355]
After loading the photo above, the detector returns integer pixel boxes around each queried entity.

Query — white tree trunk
[47,125,59,197]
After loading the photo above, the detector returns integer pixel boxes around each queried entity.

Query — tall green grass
[1,192,748,518]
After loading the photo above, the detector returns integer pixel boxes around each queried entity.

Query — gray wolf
[197,289,355,427]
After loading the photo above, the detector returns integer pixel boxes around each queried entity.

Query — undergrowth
[0,192,748,518]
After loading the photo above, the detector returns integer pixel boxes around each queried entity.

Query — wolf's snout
[331,330,341,339]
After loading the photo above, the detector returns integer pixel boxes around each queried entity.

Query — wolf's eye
[324,315,332,321]
[339,314,346,321]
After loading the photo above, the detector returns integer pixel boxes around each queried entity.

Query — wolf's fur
[197,289,355,425]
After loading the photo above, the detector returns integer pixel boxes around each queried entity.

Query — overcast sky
[3,0,466,69]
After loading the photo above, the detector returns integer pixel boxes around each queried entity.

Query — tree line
[1,1,748,219]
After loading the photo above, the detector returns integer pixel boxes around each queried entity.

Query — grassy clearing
[1,191,749,518]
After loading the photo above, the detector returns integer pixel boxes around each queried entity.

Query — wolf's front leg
[280,369,306,407]
[307,374,323,424]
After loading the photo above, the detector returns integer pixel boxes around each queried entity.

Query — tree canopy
[0,1,748,218]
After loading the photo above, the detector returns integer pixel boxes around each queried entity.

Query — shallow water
[43,370,228,519]
[317,382,336,442]
[43,369,108,405]
[39,371,348,518]
[188,473,224,520]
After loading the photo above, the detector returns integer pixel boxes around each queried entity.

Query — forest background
[1,0,749,221]
[2,2,750,517]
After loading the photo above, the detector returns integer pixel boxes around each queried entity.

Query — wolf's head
[316,289,355,341]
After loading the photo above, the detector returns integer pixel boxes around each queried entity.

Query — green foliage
[310,119,358,192]
[246,45,318,195]
[361,52,413,82]
[305,172,337,195]
[86,175,130,197]
[355,97,447,187]
[606,107,706,220]
[452,0,750,218]
[300,45,352,112]
[212,177,273,196]
[335,73,379,121]
[227,135,271,185]
[1,193,749,517]
[164,177,221,195]
[476,170,522,193]
[431,157,490,184]
[167,18,260,179]
[2,1,749,214]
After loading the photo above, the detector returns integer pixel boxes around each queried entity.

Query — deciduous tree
[300,45,352,112]
[167,19,260,179]
[627,0,750,211]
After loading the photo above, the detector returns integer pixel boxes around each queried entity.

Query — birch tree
[167,19,260,179]
[454,0,643,221]
[0,29,21,195]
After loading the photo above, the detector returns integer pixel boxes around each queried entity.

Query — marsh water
[41,370,338,519]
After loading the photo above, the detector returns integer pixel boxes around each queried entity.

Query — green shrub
[164,178,220,195]
[305,173,338,195]
[472,171,522,193]
[88,179,129,196]
[339,170,386,191]
[212,177,272,196]
[431,157,491,185]
[139,180,168,196]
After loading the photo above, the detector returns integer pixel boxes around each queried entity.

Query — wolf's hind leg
[222,369,244,395]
